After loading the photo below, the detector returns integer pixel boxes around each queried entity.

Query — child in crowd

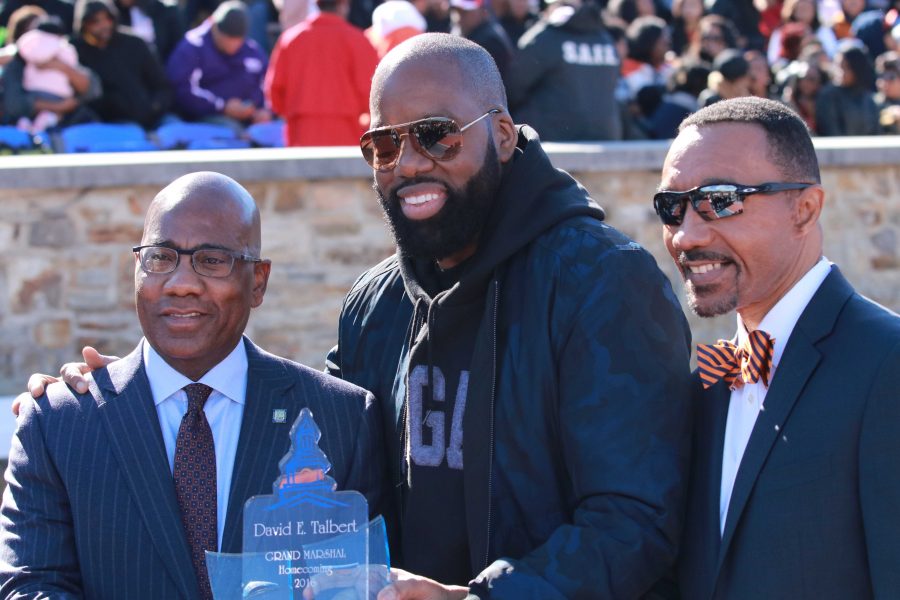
[15,16,78,133]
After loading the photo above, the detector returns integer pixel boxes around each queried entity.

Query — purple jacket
[166,21,267,119]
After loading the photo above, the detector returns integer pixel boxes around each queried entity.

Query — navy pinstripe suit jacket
[0,337,386,599]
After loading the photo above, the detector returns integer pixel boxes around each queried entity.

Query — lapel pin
[272,409,287,424]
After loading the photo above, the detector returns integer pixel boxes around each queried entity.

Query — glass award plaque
[207,408,390,599]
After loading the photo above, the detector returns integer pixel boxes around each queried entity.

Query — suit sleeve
[0,395,82,599]
[859,337,900,598]
[469,246,693,599]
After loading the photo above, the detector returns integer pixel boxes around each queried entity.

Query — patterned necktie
[174,383,217,600]
[697,330,776,390]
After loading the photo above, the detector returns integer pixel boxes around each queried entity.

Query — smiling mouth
[689,263,724,275]
[403,192,442,206]
[168,312,202,318]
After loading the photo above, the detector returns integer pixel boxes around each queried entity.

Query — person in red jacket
[264,0,378,146]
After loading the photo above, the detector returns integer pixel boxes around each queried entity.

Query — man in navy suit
[654,96,900,599]
[0,172,385,599]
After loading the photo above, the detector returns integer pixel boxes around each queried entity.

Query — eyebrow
[144,241,236,252]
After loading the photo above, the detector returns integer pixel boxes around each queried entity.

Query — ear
[250,260,271,308]
[493,109,519,164]
[793,184,824,235]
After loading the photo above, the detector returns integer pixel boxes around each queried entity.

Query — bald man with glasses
[0,172,386,600]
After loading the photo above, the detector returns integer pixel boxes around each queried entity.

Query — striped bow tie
[697,330,775,390]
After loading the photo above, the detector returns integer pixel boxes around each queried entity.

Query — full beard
[374,139,501,262]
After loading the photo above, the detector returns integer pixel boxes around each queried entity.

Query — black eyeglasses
[360,109,501,172]
[133,245,261,278]
[653,182,813,226]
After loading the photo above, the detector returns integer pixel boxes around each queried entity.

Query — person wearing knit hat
[165,0,273,128]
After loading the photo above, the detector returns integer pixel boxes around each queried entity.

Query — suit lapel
[715,267,854,578]
[95,341,195,600]
[693,378,729,596]
[221,338,297,553]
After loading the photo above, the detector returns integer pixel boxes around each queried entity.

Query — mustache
[677,251,732,265]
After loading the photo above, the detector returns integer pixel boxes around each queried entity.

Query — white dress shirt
[719,258,833,536]
[143,339,247,550]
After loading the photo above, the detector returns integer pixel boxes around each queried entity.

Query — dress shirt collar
[142,338,248,406]
[735,257,833,370]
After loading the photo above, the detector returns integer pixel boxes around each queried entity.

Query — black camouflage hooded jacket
[326,126,693,598]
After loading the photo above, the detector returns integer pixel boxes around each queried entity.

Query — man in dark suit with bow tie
[0,172,385,599]
[654,96,900,599]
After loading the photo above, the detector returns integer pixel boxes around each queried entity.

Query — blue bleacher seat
[0,126,36,152]
[246,121,285,148]
[60,123,156,153]
[155,122,240,150]
[186,138,252,150]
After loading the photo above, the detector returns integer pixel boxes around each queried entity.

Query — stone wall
[0,139,898,394]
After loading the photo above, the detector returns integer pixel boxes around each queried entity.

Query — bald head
[144,171,262,255]
[371,33,507,117]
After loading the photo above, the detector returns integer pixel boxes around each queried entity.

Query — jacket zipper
[484,279,499,568]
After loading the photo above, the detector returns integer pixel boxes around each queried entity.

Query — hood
[547,2,604,34]
[399,125,605,307]
[74,0,118,33]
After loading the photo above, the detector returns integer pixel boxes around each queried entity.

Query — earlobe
[495,112,518,163]
[794,185,824,234]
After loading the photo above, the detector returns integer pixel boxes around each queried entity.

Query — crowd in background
[0,0,899,150]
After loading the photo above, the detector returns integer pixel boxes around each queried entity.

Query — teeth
[404,193,440,206]
[689,263,722,275]
[170,313,200,318]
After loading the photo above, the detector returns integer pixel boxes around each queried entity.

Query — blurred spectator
[2,6,100,127]
[275,0,318,31]
[770,21,808,71]
[816,42,881,134]
[449,0,515,80]
[607,0,666,25]
[779,58,827,130]
[113,0,185,62]
[264,0,377,145]
[506,0,623,140]
[15,16,79,131]
[496,0,538,44]
[745,48,774,96]
[0,0,75,34]
[166,1,271,129]
[698,47,751,104]
[0,5,46,67]
[365,0,427,58]
[622,15,672,100]
[73,0,172,128]
[670,0,704,56]
[411,0,451,31]
[851,9,891,58]
[643,58,709,137]
[698,14,737,61]
[830,0,865,39]
[706,0,764,50]
[875,50,900,130]
[767,0,838,63]
[757,0,784,42]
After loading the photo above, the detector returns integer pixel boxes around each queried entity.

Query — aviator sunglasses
[653,182,813,226]
[360,108,501,171]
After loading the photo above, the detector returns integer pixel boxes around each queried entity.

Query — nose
[393,133,434,179]
[163,254,205,296]
[669,204,713,252]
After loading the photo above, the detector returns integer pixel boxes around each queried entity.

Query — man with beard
[655,97,900,599]
[24,32,693,599]
[333,33,692,599]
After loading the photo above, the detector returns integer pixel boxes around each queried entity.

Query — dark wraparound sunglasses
[653,182,813,226]
[360,109,501,172]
